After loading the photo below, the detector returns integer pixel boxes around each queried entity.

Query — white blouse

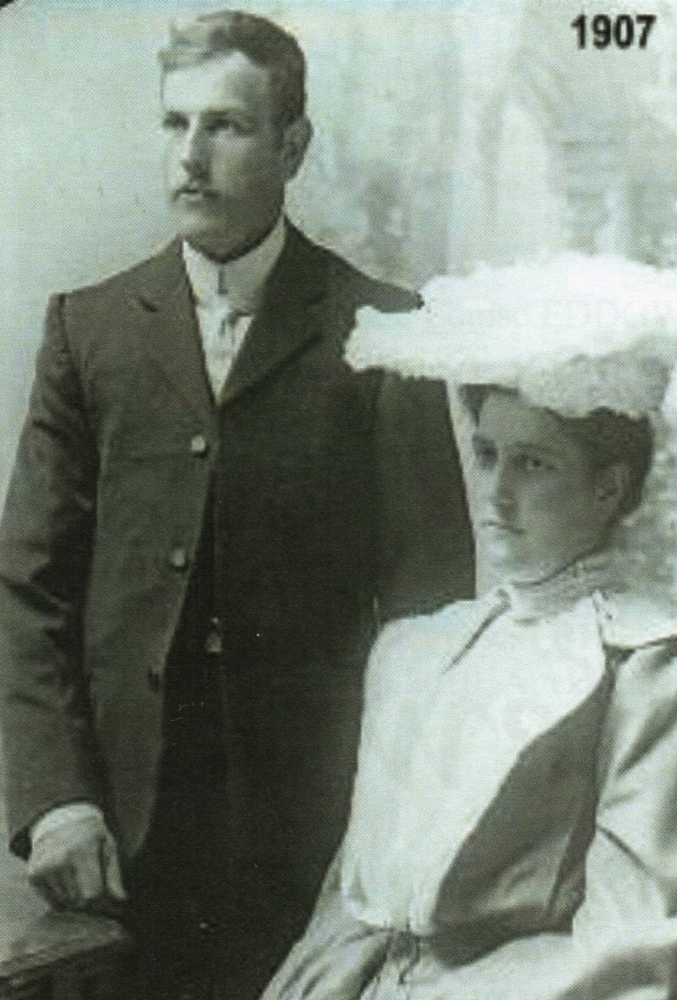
[264,555,677,1000]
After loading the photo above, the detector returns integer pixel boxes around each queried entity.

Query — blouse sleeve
[594,640,677,911]
[261,642,677,1000]
[260,848,391,1000]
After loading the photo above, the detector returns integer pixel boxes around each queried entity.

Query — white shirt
[182,214,286,397]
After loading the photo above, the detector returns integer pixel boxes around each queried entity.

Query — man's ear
[595,463,630,522]
[280,116,312,181]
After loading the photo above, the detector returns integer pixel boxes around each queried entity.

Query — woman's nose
[486,462,516,515]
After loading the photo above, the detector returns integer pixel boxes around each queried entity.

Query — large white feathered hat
[346,254,677,418]
[347,254,677,596]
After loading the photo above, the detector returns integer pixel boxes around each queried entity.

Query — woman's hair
[460,384,655,521]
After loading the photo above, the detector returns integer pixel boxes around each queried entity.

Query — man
[0,11,473,999]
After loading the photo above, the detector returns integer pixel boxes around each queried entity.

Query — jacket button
[147,669,162,693]
[205,617,223,655]
[190,434,208,456]
[169,547,188,570]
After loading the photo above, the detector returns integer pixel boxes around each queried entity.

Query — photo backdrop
[4,0,677,495]
[2,0,677,922]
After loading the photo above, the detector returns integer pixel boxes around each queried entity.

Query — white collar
[503,550,624,620]
[502,552,677,644]
[182,214,286,313]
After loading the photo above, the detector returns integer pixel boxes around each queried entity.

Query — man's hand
[28,804,127,913]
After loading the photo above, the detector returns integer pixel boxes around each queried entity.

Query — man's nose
[181,123,210,179]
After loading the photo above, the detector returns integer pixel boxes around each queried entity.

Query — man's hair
[158,10,306,130]
[460,384,654,521]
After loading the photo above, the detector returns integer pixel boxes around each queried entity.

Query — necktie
[220,308,245,352]
[200,269,255,395]
[197,307,249,398]
[226,306,255,356]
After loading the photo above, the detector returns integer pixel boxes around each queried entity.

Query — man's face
[162,51,300,260]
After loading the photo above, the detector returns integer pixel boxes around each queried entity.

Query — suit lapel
[219,224,329,407]
[131,227,331,414]
[134,239,214,419]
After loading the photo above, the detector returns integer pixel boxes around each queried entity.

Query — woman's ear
[594,464,630,524]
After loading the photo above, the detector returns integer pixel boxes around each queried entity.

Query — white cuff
[31,803,105,847]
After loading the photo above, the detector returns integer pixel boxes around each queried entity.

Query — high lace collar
[500,550,626,620]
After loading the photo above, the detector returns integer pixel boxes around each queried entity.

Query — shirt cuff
[30,802,105,847]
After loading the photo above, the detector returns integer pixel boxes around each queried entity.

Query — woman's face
[473,391,624,582]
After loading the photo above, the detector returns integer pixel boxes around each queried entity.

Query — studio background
[2,0,677,939]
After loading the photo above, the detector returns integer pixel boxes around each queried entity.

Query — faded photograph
[1,1,677,998]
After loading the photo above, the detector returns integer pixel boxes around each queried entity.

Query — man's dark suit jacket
[0,223,473,913]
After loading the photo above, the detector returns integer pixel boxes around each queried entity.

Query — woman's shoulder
[594,590,677,887]
[367,595,505,696]
[593,588,677,650]
[375,597,493,658]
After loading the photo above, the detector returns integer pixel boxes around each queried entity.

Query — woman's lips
[481,520,524,535]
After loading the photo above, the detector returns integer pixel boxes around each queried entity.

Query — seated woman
[262,256,677,1000]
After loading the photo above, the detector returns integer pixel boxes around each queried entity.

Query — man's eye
[162,115,188,132]
[162,114,187,131]
[206,118,249,135]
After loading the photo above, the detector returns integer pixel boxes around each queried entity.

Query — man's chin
[174,215,227,256]
[175,213,279,261]
[174,204,216,231]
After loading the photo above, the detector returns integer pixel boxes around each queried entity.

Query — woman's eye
[518,454,553,473]
[473,445,497,469]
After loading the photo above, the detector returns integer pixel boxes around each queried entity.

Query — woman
[263,256,677,1000]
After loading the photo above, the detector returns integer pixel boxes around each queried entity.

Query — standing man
[0,11,473,1000]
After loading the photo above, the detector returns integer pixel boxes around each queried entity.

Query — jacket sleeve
[374,373,475,624]
[0,294,101,858]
